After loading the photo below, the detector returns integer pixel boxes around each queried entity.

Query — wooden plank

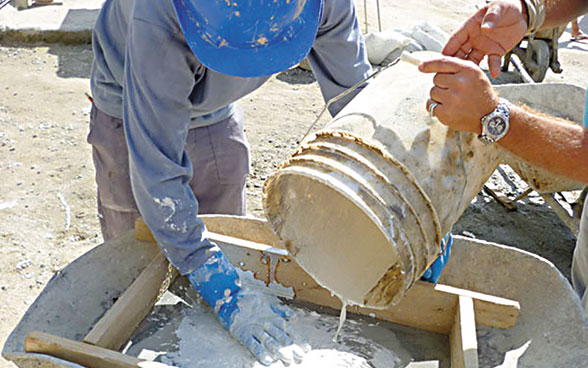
[133,216,519,334]
[435,284,520,329]
[200,215,285,248]
[134,216,285,248]
[25,331,177,368]
[134,217,155,243]
[213,236,520,334]
[450,296,479,368]
[83,252,177,350]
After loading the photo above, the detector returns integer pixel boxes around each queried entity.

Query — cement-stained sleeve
[123,19,218,275]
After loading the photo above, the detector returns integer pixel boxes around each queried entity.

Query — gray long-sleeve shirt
[90,0,372,275]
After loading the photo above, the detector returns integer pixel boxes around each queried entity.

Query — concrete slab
[0,0,104,43]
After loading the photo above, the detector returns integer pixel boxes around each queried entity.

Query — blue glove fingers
[270,301,295,319]
[282,324,311,354]
[266,321,308,362]
[264,321,294,347]
[235,328,274,366]
[256,328,294,365]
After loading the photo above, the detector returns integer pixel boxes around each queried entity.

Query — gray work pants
[87,105,249,241]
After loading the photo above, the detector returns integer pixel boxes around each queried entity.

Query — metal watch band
[478,98,511,144]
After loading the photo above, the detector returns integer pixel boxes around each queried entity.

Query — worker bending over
[88,0,371,365]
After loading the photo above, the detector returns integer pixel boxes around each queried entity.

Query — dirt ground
[1,1,588,367]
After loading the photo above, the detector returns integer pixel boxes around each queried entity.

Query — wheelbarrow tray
[3,215,588,367]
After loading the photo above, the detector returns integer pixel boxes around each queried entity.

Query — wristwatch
[478,98,511,144]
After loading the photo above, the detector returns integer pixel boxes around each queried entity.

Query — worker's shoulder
[130,0,182,36]
[319,0,358,29]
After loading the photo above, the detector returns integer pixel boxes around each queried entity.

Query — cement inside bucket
[263,167,404,306]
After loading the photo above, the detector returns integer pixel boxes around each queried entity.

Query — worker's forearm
[541,0,588,30]
[499,106,588,184]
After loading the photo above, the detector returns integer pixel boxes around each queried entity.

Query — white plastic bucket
[263,55,503,308]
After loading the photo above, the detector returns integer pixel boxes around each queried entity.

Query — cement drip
[333,301,348,343]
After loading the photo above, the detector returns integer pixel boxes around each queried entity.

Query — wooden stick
[400,51,423,66]
[450,296,479,368]
[25,331,177,368]
[83,251,177,350]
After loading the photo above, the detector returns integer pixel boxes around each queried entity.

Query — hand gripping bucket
[263,55,503,308]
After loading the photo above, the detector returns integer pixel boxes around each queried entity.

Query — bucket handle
[299,56,402,144]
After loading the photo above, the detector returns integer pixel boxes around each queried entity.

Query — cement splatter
[153,197,176,222]
[151,270,404,367]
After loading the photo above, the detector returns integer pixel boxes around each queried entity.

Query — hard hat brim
[172,0,323,78]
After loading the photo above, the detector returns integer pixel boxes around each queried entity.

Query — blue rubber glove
[187,250,310,366]
[421,232,453,284]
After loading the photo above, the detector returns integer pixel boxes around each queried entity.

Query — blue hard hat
[172,0,324,78]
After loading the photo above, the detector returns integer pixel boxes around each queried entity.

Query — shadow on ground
[47,43,93,79]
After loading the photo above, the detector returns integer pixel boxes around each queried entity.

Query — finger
[258,331,294,365]
[270,302,295,319]
[459,41,473,57]
[481,2,506,30]
[454,48,468,59]
[443,8,485,56]
[419,57,470,74]
[279,344,306,365]
[265,321,308,363]
[466,49,485,65]
[443,29,468,57]
[432,73,452,89]
[426,99,449,123]
[488,54,502,78]
[265,320,295,347]
[238,331,274,366]
[426,99,439,115]
[272,319,311,354]
[430,86,450,105]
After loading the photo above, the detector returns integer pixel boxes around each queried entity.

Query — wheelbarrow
[502,25,567,83]
[3,215,588,368]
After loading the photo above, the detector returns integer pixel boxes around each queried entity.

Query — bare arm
[502,106,588,183]
[541,0,588,29]
[419,56,588,184]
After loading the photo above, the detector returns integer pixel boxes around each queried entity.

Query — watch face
[487,116,506,136]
